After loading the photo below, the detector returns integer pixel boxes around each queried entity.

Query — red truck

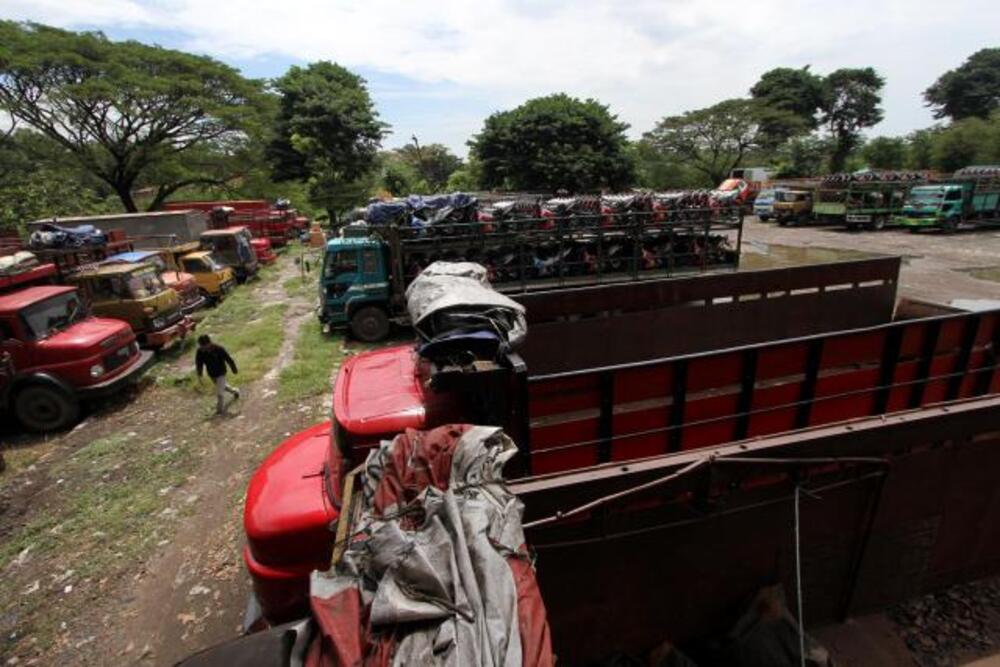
[165,200,295,248]
[241,257,1000,661]
[0,266,154,431]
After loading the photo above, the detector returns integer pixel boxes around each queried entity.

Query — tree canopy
[924,48,1000,121]
[642,99,801,185]
[750,66,825,142]
[469,94,634,191]
[861,136,907,170]
[0,21,269,212]
[821,68,885,172]
[269,61,385,221]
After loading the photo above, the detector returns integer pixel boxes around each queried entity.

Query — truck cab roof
[326,236,381,252]
[0,285,77,312]
[104,251,161,264]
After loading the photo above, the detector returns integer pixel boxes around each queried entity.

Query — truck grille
[103,342,137,372]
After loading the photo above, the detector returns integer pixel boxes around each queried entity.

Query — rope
[794,483,806,667]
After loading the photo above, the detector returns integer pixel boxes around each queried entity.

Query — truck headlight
[90,364,105,378]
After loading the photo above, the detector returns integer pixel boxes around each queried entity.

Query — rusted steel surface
[520,306,1000,475]
[512,396,1000,663]
[518,257,900,373]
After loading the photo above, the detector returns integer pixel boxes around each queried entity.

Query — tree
[630,140,707,189]
[643,99,800,185]
[269,61,386,223]
[773,135,835,178]
[392,140,462,191]
[0,21,269,212]
[930,113,1000,173]
[445,156,483,191]
[862,137,907,170]
[470,93,634,191]
[905,128,939,170]
[924,48,1000,121]
[750,66,825,142]
[0,129,117,232]
[821,68,885,172]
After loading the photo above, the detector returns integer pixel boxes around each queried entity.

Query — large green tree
[643,99,801,185]
[861,136,907,170]
[392,140,462,191]
[750,66,825,143]
[0,21,269,212]
[269,61,385,223]
[470,94,634,191]
[821,68,885,172]
[929,112,1000,172]
[924,48,1000,121]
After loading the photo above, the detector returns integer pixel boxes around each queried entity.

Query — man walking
[195,334,240,415]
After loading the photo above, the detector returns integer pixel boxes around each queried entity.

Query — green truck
[894,166,1000,232]
[320,205,742,342]
[813,172,929,230]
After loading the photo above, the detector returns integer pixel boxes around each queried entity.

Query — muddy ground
[1,221,999,666]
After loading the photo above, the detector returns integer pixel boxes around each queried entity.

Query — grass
[278,318,344,402]
[158,266,289,389]
[0,431,197,652]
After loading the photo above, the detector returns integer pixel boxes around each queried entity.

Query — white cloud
[3,0,998,152]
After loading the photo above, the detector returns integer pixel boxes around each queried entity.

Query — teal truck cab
[319,236,391,342]
[895,166,1000,232]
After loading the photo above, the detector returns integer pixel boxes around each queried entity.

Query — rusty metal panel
[519,257,901,374]
[512,397,1000,662]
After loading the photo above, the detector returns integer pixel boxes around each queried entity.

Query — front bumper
[846,214,872,223]
[77,349,156,399]
[181,295,208,314]
[895,215,940,228]
[143,316,196,349]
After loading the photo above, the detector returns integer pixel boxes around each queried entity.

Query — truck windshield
[777,191,807,202]
[910,190,945,204]
[20,292,87,340]
[756,190,775,203]
[126,267,166,299]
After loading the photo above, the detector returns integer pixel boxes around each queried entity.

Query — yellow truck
[65,263,195,349]
[133,239,236,304]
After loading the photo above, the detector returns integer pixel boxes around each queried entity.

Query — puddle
[739,242,880,270]
[963,267,1000,284]
[950,299,1000,312]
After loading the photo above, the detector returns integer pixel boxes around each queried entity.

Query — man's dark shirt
[196,344,237,379]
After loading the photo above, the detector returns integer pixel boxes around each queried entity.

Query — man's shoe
[233,388,241,400]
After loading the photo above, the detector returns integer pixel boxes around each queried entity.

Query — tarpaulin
[307,424,553,667]
[28,223,107,249]
[404,262,526,349]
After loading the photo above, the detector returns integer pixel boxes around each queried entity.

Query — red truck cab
[249,237,277,265]
[0,285,154,431]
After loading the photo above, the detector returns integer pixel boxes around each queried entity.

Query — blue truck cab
[753,188,776,221]
[319,236,393,341]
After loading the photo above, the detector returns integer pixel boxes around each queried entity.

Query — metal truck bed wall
[511,396,1000,663]
[28,211,208,243]
[515,307,1000,476]
[517,257,900,374]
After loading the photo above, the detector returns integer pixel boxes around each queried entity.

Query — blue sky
[3,0,998,156]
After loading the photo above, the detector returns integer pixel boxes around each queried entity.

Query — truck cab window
[182,258,202,273]
[946,190,962,201]
[326,252,359,278]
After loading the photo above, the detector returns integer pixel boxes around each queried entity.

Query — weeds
[278,318,344,401]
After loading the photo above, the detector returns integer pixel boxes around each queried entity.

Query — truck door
[0,318,28,380]
[323,249,361,318]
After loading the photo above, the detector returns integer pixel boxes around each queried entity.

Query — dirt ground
[1,222,999,666]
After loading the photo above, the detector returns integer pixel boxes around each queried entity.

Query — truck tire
[14,384,80,432]
[350,306,390,342]
[868,216,886,231]
[942,217,959,234]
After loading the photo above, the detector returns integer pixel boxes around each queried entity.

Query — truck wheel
[942,217,958,234]
[14,384,80,432]
[350,306,390,342]
[869,216,886,231]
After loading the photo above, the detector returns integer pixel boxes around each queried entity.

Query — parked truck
[199,227,259,283]
[241,255,1000,663]
[164,200,295,248]
[320,207,742,341]
[102,250,207,314]
[812,171,931,230]
[773,187,814,225]
[0,277,154,431]
[63,262,196,349]
[130,237,236,303]
[30,210,208,244]
[894,166,1000,232]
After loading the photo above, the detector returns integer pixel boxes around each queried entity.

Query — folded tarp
[0,251,39,275]
[404,261,526,349]
[307,424,553,667]
[28,223,107,249]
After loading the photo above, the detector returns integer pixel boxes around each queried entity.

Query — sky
[2,0,998,156]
